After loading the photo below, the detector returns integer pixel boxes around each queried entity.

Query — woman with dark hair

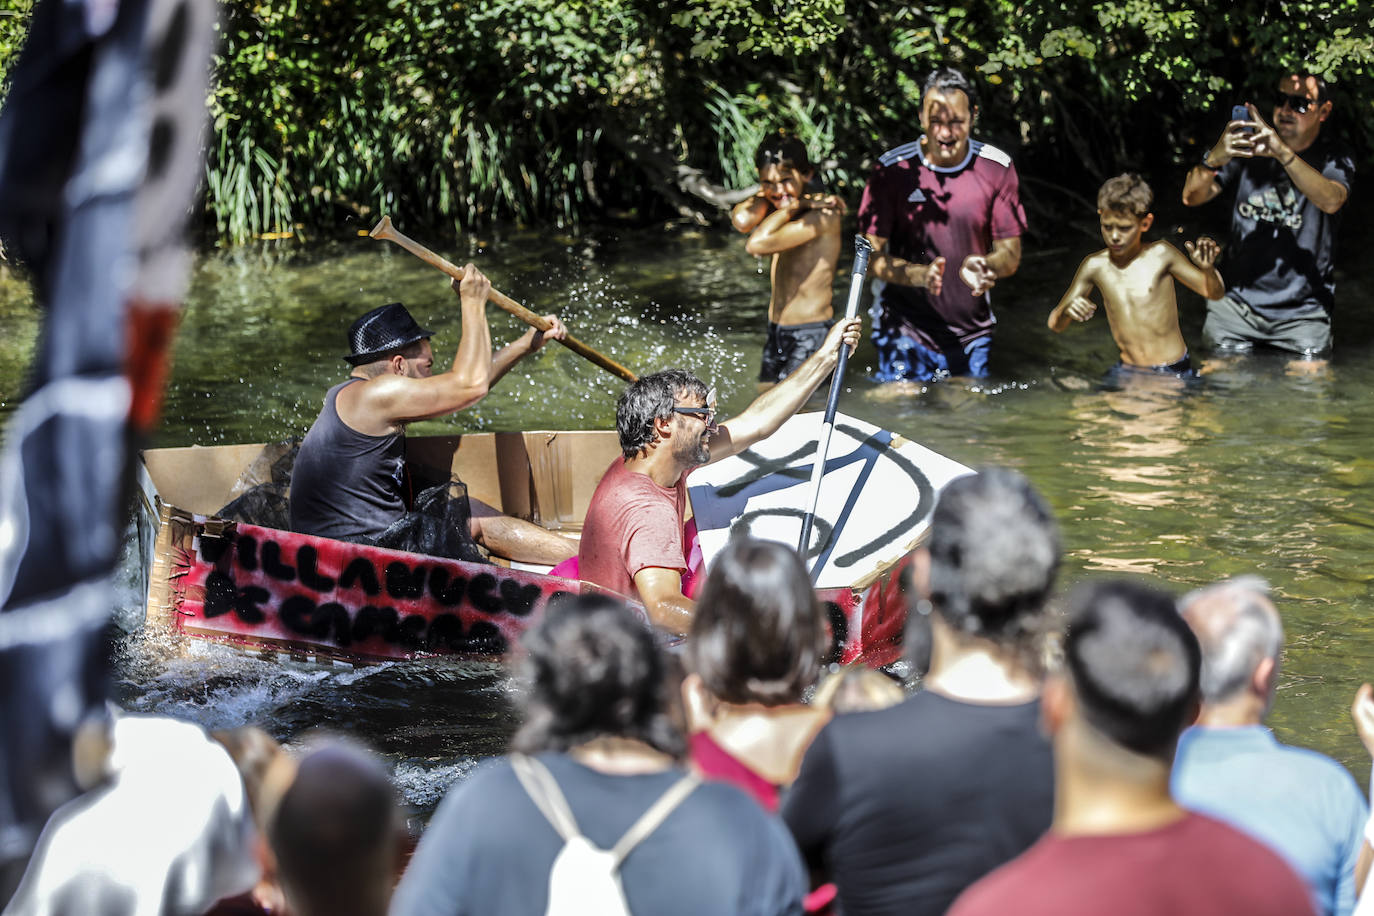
[682,538,833,811]
[390,594,806,916]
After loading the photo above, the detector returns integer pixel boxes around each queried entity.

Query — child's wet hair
[755,133,813,173]
[1098,173,1153,219]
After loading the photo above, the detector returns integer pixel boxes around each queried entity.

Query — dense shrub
[2,0,1370,243]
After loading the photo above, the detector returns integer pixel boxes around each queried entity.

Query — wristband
[1200,151,1221,172]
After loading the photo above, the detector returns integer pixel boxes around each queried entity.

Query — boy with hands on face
[732,134,845,388]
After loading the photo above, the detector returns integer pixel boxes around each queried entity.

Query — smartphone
[1231,104,1255,135]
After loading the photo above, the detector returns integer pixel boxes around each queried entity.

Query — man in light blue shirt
[1173,577,1367,916]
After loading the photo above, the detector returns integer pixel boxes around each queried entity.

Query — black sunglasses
[1274,92,1317,114]
[672,406,717,428]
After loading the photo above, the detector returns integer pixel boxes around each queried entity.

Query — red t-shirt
[948,811,1316,916]
[858,138,1027,348]
[577,458,688,600]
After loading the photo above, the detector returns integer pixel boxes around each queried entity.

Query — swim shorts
[759,320,832,383]
[1106,351,1198,381]
[1203,296,1332,358]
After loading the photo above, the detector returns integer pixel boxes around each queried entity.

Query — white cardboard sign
[687,412,972,589]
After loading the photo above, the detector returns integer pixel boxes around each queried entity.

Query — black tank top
[290,378,407,542]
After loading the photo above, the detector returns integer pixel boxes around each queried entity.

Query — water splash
[392,757,484,811]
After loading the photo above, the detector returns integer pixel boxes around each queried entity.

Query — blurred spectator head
[1179,576,1282,710]
[268,738,404,916]
[512,594,684,759]
[907,468,1059,672]
[1058,579,1201,763]
[687,537,828,706]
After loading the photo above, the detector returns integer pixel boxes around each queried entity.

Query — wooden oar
[369,216,638,383]
[798,235,874,567]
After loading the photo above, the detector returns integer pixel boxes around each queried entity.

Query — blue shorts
[870,324,992,382]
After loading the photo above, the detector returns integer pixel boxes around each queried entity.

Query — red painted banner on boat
[167,522,591,662]
[162,520,906,666]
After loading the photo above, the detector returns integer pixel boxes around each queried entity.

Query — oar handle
[822,236,874,425]
[369,216,638,383]
[798,236,874,561]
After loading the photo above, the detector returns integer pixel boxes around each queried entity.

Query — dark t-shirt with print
[1215,137,1355,320]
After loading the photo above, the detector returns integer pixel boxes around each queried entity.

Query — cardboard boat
[135,413,970,666]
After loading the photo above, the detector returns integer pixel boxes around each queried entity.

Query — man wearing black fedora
[290,264,575,564]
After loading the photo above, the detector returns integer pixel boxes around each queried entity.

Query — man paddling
[290,265,576,565]
[578,318,862,633]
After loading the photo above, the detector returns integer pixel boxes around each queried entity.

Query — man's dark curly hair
[511,594,685,759]
[615,369,709,459]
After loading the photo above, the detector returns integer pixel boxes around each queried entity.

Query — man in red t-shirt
[948,580,1316,916]
[578,320,860,633]
[860,67,1027,382]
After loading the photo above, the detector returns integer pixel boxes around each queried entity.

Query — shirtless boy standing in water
[1049,174,1224,377]
[731,135,844,388]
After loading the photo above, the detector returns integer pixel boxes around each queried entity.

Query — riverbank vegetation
[1,0,1371,244]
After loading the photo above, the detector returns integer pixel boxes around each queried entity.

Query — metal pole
[797,235,874,563]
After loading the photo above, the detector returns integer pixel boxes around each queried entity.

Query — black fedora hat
[344,302,434,365]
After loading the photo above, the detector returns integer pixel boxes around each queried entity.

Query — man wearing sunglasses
[578,319,862,633]
[1183,72,1354,362]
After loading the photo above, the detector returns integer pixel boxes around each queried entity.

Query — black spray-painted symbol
[693,424,936,572]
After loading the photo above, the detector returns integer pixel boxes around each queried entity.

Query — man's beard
[673,431,710,467]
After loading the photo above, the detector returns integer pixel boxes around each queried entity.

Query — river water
[2,213,1373,815]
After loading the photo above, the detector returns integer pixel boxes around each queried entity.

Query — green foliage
[671,0,844,59]
[2,0,1371,243]
[707,85,840,190]
[0,0,34,103]
[205,0,682,241]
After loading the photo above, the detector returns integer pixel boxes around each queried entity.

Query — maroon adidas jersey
[859,139,1027,348]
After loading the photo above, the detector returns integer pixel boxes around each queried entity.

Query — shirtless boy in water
[1049,174,1224,376]
[731,134,844,388]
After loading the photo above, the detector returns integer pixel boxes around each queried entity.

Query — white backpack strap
[511,753,582,841]
[610,774,700,865]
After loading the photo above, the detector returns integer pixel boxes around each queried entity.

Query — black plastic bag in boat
[373,478,490,564]
[216,439,300,531]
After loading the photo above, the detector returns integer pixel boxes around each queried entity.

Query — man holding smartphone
[1182,72,1354,362]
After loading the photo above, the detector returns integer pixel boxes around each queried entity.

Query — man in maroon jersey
[860,67,1027,382]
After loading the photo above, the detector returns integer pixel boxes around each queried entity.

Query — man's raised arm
[488,315,567,389]
[707,318,860,462]
[1244,104,1349,214]
[361,265,494,426]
